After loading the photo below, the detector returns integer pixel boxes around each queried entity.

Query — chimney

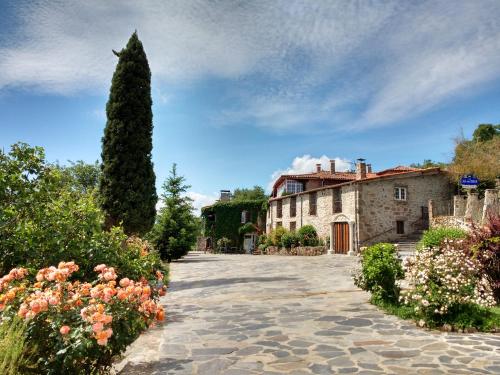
[316,163,321,173]
[220,190,231,202]
[330,159,336,174]
[367,164,372,173]
[356,158,367,180]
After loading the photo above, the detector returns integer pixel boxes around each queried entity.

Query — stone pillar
[347,221,355,256]
[482,189,500,224]
[453,195,467,217]
[328,223,334,255]
[428,199,434,222]
[465,192,480,223]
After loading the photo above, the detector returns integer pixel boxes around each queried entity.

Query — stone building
[267,159,453,254]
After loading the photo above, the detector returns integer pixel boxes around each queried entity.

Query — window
[289,221,296,232]
[333,188,342,213]
[290,196,296,217]
[394,187,407,201]
[396,220,405,234]
[309,192,317,215]
[241,210,250,223]
[278,179,304,195]
[277,200,282,218]
[276,222,282,228]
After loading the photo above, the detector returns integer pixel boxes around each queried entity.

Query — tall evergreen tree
[150,164,199,262]
[100,32,157,235]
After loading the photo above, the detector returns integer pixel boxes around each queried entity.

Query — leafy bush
[0,143,167,283]
[216,237,231,252]
[297,225,319,246]
[281,232,299,249]
[353,243,404,303]
[269,226,287,246]
[402,242,496,328]
[0,263,166,374]
[418,227,467,250]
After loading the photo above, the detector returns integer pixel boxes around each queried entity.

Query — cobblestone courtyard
[117,253,500,374]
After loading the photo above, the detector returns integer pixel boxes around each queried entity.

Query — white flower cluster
[401,240,496,316]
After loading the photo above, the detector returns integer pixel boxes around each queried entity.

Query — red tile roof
[271,165,434,198]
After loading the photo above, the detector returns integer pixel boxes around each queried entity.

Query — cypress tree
[100,32,157,235]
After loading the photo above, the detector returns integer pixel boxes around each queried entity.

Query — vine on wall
[201,200,267,248]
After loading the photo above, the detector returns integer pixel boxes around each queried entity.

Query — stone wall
[430,216,472,231]
[259,246,327,256]
[267,172,453,251]
[267,184,356,241]
[358,173,452,246]
[431,189,500,230]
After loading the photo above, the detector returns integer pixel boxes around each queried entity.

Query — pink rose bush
[401,240,496,328]
[0,261,167,374]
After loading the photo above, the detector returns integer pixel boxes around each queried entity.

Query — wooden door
[334,222,349,254]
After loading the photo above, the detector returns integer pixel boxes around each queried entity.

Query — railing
[360,227,394,246]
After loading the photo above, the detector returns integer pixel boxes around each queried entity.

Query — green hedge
[418,227,467,250]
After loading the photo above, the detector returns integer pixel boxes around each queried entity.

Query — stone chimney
[356,158,367,180]
[220,190,231,202]
[366,164,372,173]
[316,163,321,173]
[330,160,336,174]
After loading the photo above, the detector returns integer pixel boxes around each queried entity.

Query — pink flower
[94,264,106,272]
[119,278,130,287]
[60,326,70,335]
[92,322,104,333]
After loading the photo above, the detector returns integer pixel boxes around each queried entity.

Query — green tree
[150,164,199,262]
[410,159,448,169]
[100,31,157,235]
[472,124,500,143]
[450,124,500,182]
[232,186,267,201]
[55,160,101,194]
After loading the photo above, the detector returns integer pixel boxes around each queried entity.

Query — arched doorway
[329,214,355,255]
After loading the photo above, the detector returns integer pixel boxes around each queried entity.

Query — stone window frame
[290,196,297,217]
[241,210,250,224]
[332,188,342,213]
[309,192,317,216]
[394,186,408,201]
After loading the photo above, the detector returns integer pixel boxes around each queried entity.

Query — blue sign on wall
[460,175,479,188]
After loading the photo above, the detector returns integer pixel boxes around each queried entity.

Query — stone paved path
[116,253,500,374]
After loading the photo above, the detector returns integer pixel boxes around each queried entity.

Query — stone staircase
[393,231,423,261]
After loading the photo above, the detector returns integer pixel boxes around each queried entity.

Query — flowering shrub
[353,243,404,303]
[462,214,500,303]
[402,240,496,328]
[0,262,166,374]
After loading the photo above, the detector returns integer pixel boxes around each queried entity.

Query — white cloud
[155,191,217,215]
[267,155,351,192]
[2,1,500,129]
[185,191,217,216]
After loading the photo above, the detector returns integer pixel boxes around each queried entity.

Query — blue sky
[1,1,500,212]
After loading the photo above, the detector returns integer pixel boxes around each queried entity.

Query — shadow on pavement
[170,276,298,291]
[120,358,193,374]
